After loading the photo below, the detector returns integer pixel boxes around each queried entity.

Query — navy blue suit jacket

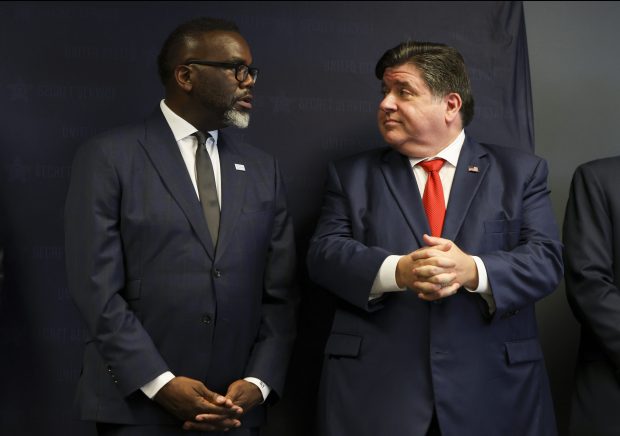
[307,136,562,436]
[65,111,298,426]
[564,157,620,435]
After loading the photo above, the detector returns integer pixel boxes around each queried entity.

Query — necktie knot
[193,131,209,148]
[419,158,445,173]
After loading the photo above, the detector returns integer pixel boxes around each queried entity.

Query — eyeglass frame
[184,59,259,83]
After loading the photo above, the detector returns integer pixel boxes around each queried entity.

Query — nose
[240,73,255,88]
[379,93,396,113]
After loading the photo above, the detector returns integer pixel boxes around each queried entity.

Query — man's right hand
[153,376,242,431]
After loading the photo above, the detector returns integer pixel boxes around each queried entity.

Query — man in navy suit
[307,41,562,436]
[65,17,297,435]
[564,157,620,436]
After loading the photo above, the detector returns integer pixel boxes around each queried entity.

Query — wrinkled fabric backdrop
[0,2,534,435]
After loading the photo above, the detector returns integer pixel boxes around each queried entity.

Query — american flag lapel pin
[468,165,479,173]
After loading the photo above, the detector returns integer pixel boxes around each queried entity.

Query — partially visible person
[0,245,3,297]
[565,156,620,436]
[65,17,298,436]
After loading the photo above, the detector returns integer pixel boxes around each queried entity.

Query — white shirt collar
[159,99,218,144]
[409,129,465,168]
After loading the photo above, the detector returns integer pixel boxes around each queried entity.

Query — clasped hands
[396,234,478,301]
[154,376,263,432]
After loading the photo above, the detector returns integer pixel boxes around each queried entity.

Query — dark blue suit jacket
[564,157,620,436]
[65,111,298,426]
[307,136,562,436]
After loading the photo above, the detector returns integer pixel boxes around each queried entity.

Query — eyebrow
[228,57,251,64]
[382,79,415,90]
[200,56,249,65]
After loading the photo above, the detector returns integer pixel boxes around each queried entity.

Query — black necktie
[193,131,220,247]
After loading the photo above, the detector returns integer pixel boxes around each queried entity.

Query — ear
[444,92,463,124]
[174,65,193,92]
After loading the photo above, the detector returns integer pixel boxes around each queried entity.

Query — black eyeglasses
[184,60,259,83]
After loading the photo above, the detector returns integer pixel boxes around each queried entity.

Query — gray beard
[223,109,250,129]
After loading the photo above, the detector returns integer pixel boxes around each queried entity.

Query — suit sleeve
[478,158,563,318]
[65,142,168,396]
[307,162,392,311]
[243,159,299,399]
[564,164,620,370]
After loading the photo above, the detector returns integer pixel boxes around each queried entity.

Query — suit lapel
[442,137,489,241]
[215,134,246,260]
[380,149,429,247]
[139,111,216,259]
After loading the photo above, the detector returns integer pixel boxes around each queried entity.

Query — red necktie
[419,159,446,237]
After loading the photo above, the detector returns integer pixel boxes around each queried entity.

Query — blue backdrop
[0,2,532,434]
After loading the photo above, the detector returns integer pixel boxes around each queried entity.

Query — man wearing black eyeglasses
[65,17,298,436]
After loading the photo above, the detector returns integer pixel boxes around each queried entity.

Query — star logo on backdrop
[7,158,32,183]
[7,82,34,102]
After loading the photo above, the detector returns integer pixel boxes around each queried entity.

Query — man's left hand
[225,379,263,412]
[186,380,263,431]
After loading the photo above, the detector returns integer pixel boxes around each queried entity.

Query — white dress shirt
[140,101,271,402]
[369,130,495,312]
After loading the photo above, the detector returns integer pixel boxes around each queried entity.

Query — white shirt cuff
[369,255,407,299]
[141,371,175,399]
[244,377,271,403]
[465,256,496,313]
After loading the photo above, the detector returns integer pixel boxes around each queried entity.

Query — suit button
[202,315,212,325]
[213,269,221,278]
